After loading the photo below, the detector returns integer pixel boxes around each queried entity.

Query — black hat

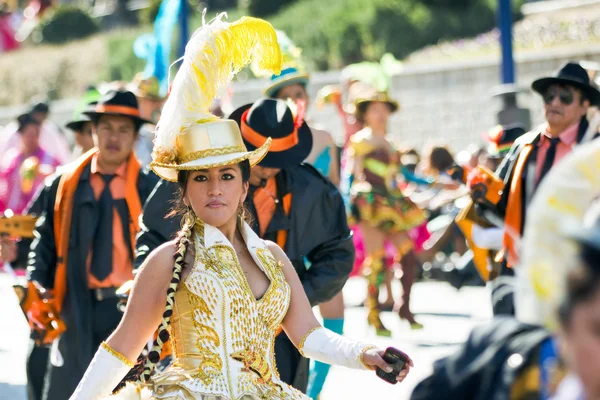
[532,62,600,106]
[83,89,152,125]
[229,98,313,169]
[66,102,97,132]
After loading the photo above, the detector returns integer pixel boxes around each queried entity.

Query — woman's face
[20,123,41,153]
[561,289,600,397]
[363,101,391,130]
[184,165,249,228]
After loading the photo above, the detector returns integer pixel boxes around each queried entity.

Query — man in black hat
[485,61,600,315]
[135,97,354,392]
[24,90,158,400]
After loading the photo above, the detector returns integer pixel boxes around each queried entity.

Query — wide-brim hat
[150,119,271,182]
[66,102,97,132]
[229,98,313,169]
[65,116,93,132]
[83,89,153,125]
[355,91,399,117]
[264,67,309,98]
[532,62,600,106]
[128,73,166,102]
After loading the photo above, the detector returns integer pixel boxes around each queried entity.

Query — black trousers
[275,332,309,393]
[42,296,122,400]
[27,340,49,400]
[491,263,516,316]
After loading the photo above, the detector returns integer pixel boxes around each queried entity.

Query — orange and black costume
[26,149,157,400]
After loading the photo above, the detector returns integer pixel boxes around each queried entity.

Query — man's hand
[0,238,17,263]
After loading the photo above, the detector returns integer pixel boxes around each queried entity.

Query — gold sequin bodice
[154,222,308,400]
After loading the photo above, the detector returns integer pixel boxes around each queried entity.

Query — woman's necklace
[233,240,250,274]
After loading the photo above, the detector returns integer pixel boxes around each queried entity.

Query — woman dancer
[347,91,427,334]
[70,15,411,400]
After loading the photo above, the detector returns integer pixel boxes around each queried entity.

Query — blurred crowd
[1,32,600,399]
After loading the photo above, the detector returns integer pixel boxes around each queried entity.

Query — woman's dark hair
[356,101,395,124]
[17,113,41,132]
[428,146,455,173]
[558,242,600,327]
[30,102,50,115]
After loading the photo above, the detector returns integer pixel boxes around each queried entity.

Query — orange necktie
[253,178,278,237]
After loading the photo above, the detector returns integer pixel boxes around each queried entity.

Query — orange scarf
[252,177,292,249]
[52,149,142,312]
[503,144,534,267]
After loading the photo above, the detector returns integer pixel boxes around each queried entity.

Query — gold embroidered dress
[147,221,308,400]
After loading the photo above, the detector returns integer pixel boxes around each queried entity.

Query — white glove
[298,327,375,370]
[70,342,134,400]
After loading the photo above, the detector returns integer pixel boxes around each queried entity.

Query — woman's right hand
[362,348,414,383]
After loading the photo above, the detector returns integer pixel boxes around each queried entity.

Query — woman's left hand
[362,348,414,383]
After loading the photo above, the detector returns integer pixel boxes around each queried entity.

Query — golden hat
[354,91,399,116]
[148,14,282,182]
[128,73,166,101]
[151,119,271,182]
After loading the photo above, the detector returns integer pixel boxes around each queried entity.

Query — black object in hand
[376,347,409,385]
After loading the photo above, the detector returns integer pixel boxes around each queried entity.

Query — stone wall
[224,44,600,154]
[3,45,600,155]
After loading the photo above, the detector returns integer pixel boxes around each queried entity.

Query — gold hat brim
[354,98,399,115]
[150,138,271,182]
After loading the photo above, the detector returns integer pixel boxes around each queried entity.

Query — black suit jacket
[26,164,157,362]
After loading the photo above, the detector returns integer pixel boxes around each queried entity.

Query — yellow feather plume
[153,14,282,164]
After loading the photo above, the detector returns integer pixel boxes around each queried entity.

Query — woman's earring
[186,206,197,226]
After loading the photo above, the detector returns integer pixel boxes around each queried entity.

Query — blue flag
[133,0,181,96]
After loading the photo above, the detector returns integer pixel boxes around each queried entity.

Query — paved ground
[0,273,492,400]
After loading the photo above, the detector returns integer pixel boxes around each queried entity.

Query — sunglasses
[543,87,574,105]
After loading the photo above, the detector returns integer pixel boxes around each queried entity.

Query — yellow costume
[128,222,308,400]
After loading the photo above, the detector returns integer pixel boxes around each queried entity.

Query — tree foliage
[34,6,98,44]
[247,0,297,17]
[269,0,524,70]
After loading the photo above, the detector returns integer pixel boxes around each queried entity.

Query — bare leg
[390,231,424,329]
[381,267,395,310]
[360,223,391,336]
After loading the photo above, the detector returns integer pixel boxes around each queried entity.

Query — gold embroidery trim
[101,342,134,368]
[359,345,378,370]
[297,327,322,357]
[178,145,248,163]
[149,139,272,182]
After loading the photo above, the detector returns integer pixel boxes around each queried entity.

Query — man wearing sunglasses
[486,62,600,316]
